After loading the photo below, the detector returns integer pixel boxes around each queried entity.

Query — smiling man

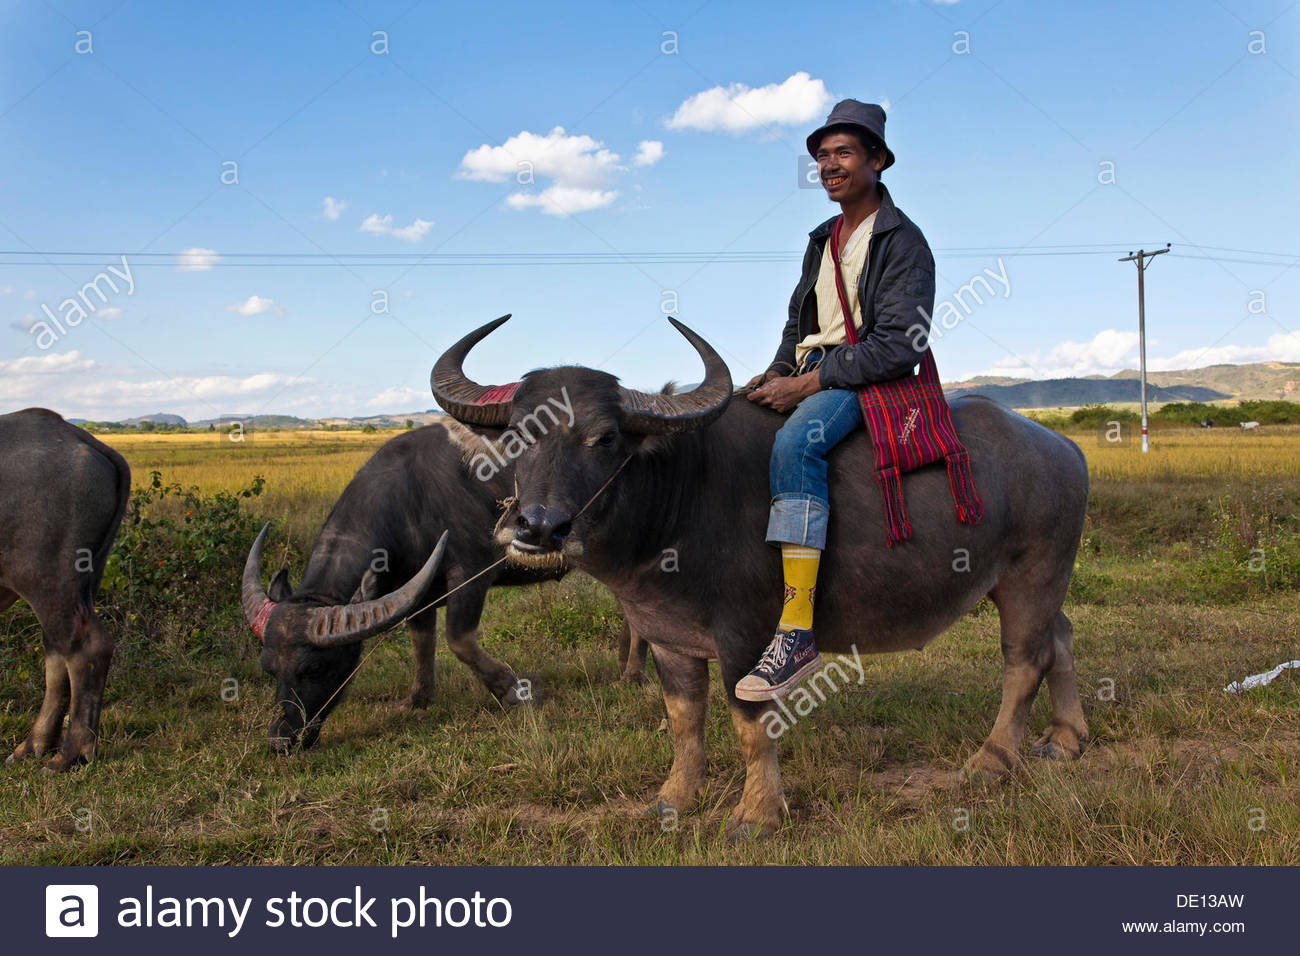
[736,99,936,702]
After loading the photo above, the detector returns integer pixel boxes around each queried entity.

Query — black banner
[11,866,1291,953]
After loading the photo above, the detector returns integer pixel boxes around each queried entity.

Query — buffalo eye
[594,430,618,448]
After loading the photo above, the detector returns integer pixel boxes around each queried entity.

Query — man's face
[815,131,884,205]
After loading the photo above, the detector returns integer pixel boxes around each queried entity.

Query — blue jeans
[765,388,862,549]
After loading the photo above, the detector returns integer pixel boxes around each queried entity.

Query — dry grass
[1081,424,1300,480]
[1,422,1297,864]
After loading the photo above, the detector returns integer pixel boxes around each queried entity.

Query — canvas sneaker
[734,626,821,702]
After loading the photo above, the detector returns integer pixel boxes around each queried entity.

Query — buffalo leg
[8,647,71,763]
[404,606,439,709]
[726,701,785,837]
[963,589,1058,782]
[8,599,73,763]
[444,584,526,706]
[0,587,17,613]
[618,620,650,685]
[1031,611,1089,760]
[649,647,708,818]
[717,646,786,836]
[50,608,115,770]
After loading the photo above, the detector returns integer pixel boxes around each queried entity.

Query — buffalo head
[429,315,731,564]
[241,524,447,752]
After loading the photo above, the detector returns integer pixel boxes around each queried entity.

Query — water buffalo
[431,316,1091,836]
[1,408,130,770]
[241,420,647,753]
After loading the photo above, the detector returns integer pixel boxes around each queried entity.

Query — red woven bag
[829,215,982,545]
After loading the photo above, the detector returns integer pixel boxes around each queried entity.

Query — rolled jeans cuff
[766,493,829,549]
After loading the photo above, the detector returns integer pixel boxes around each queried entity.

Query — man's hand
[742,368,782,390]
[747,371,821,413]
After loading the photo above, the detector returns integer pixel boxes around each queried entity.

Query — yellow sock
[778,544,821,631]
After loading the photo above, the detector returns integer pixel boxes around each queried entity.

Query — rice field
[1,420,1297,865]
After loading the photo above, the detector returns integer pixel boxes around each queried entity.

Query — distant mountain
[946,379,1227,408]
[946,361,1300,409]
[121,412,187,426]
[189,414,316,429]
[1110,362,1300,400]
[94,363,1296,423]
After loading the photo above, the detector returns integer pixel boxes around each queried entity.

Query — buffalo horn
[302,530,449,647]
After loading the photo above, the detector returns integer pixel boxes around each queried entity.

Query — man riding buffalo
[738,99,937,702]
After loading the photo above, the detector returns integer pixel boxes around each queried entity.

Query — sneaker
[734,626,821,702]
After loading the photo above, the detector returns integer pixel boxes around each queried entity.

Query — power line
[0,245,1294,268]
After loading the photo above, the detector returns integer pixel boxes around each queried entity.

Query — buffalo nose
[516,504,573,549]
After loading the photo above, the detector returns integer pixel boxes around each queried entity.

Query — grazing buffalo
[1,408,130,769]
[431,316,1091,836]
[241,421,646,753]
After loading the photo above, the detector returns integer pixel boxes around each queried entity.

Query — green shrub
[1069,404,1139,430]
[100,471,267,650]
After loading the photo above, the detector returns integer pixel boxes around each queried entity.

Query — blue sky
[1,0,1297,421]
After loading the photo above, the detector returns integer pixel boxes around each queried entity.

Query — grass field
[1,423,1297,864]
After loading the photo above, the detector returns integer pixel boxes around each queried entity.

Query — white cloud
[0,351,97,375]
[1,285,13,294]
[360,213,434,242]
[968,328,1300,380]
[365,385,427,410]
[459,127,621,186]
[1149,331,1300,370]
[633,140,665,166]
[459,126,630,216]
[0,358,315,422]
[322,196,347,221]
[974,329,1140,379]
[390,219,433,242]
[666,72,832,134]
[505,186,620,216]
[226,295,282,317]
[95,307,123,321]
[178,247,219,271]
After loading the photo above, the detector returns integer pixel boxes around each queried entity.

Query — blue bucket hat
[806,99,895,170]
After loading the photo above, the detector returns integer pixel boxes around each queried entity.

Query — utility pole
[1118,244,1171,453]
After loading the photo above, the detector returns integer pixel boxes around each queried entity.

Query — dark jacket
[769,182,935,390]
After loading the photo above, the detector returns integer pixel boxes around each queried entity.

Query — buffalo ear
[620,430,674,457]
[358,569,381,602]
[268,568,294,602]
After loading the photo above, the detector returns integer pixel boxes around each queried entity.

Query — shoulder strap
[834,214,939,382]
[829,215,860,347]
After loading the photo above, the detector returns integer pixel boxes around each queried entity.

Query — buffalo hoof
[6,743,41,765]
[1031,725,1086,761]
[644,801,686,822]
[44,753,87,773]
[621,669,646,687]
[402,692,435,711]
[267,737,293,756]
[958,745,1016,787]
[725,817,777,842]
[499,682,533,708]
[1030,741,1067,761]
